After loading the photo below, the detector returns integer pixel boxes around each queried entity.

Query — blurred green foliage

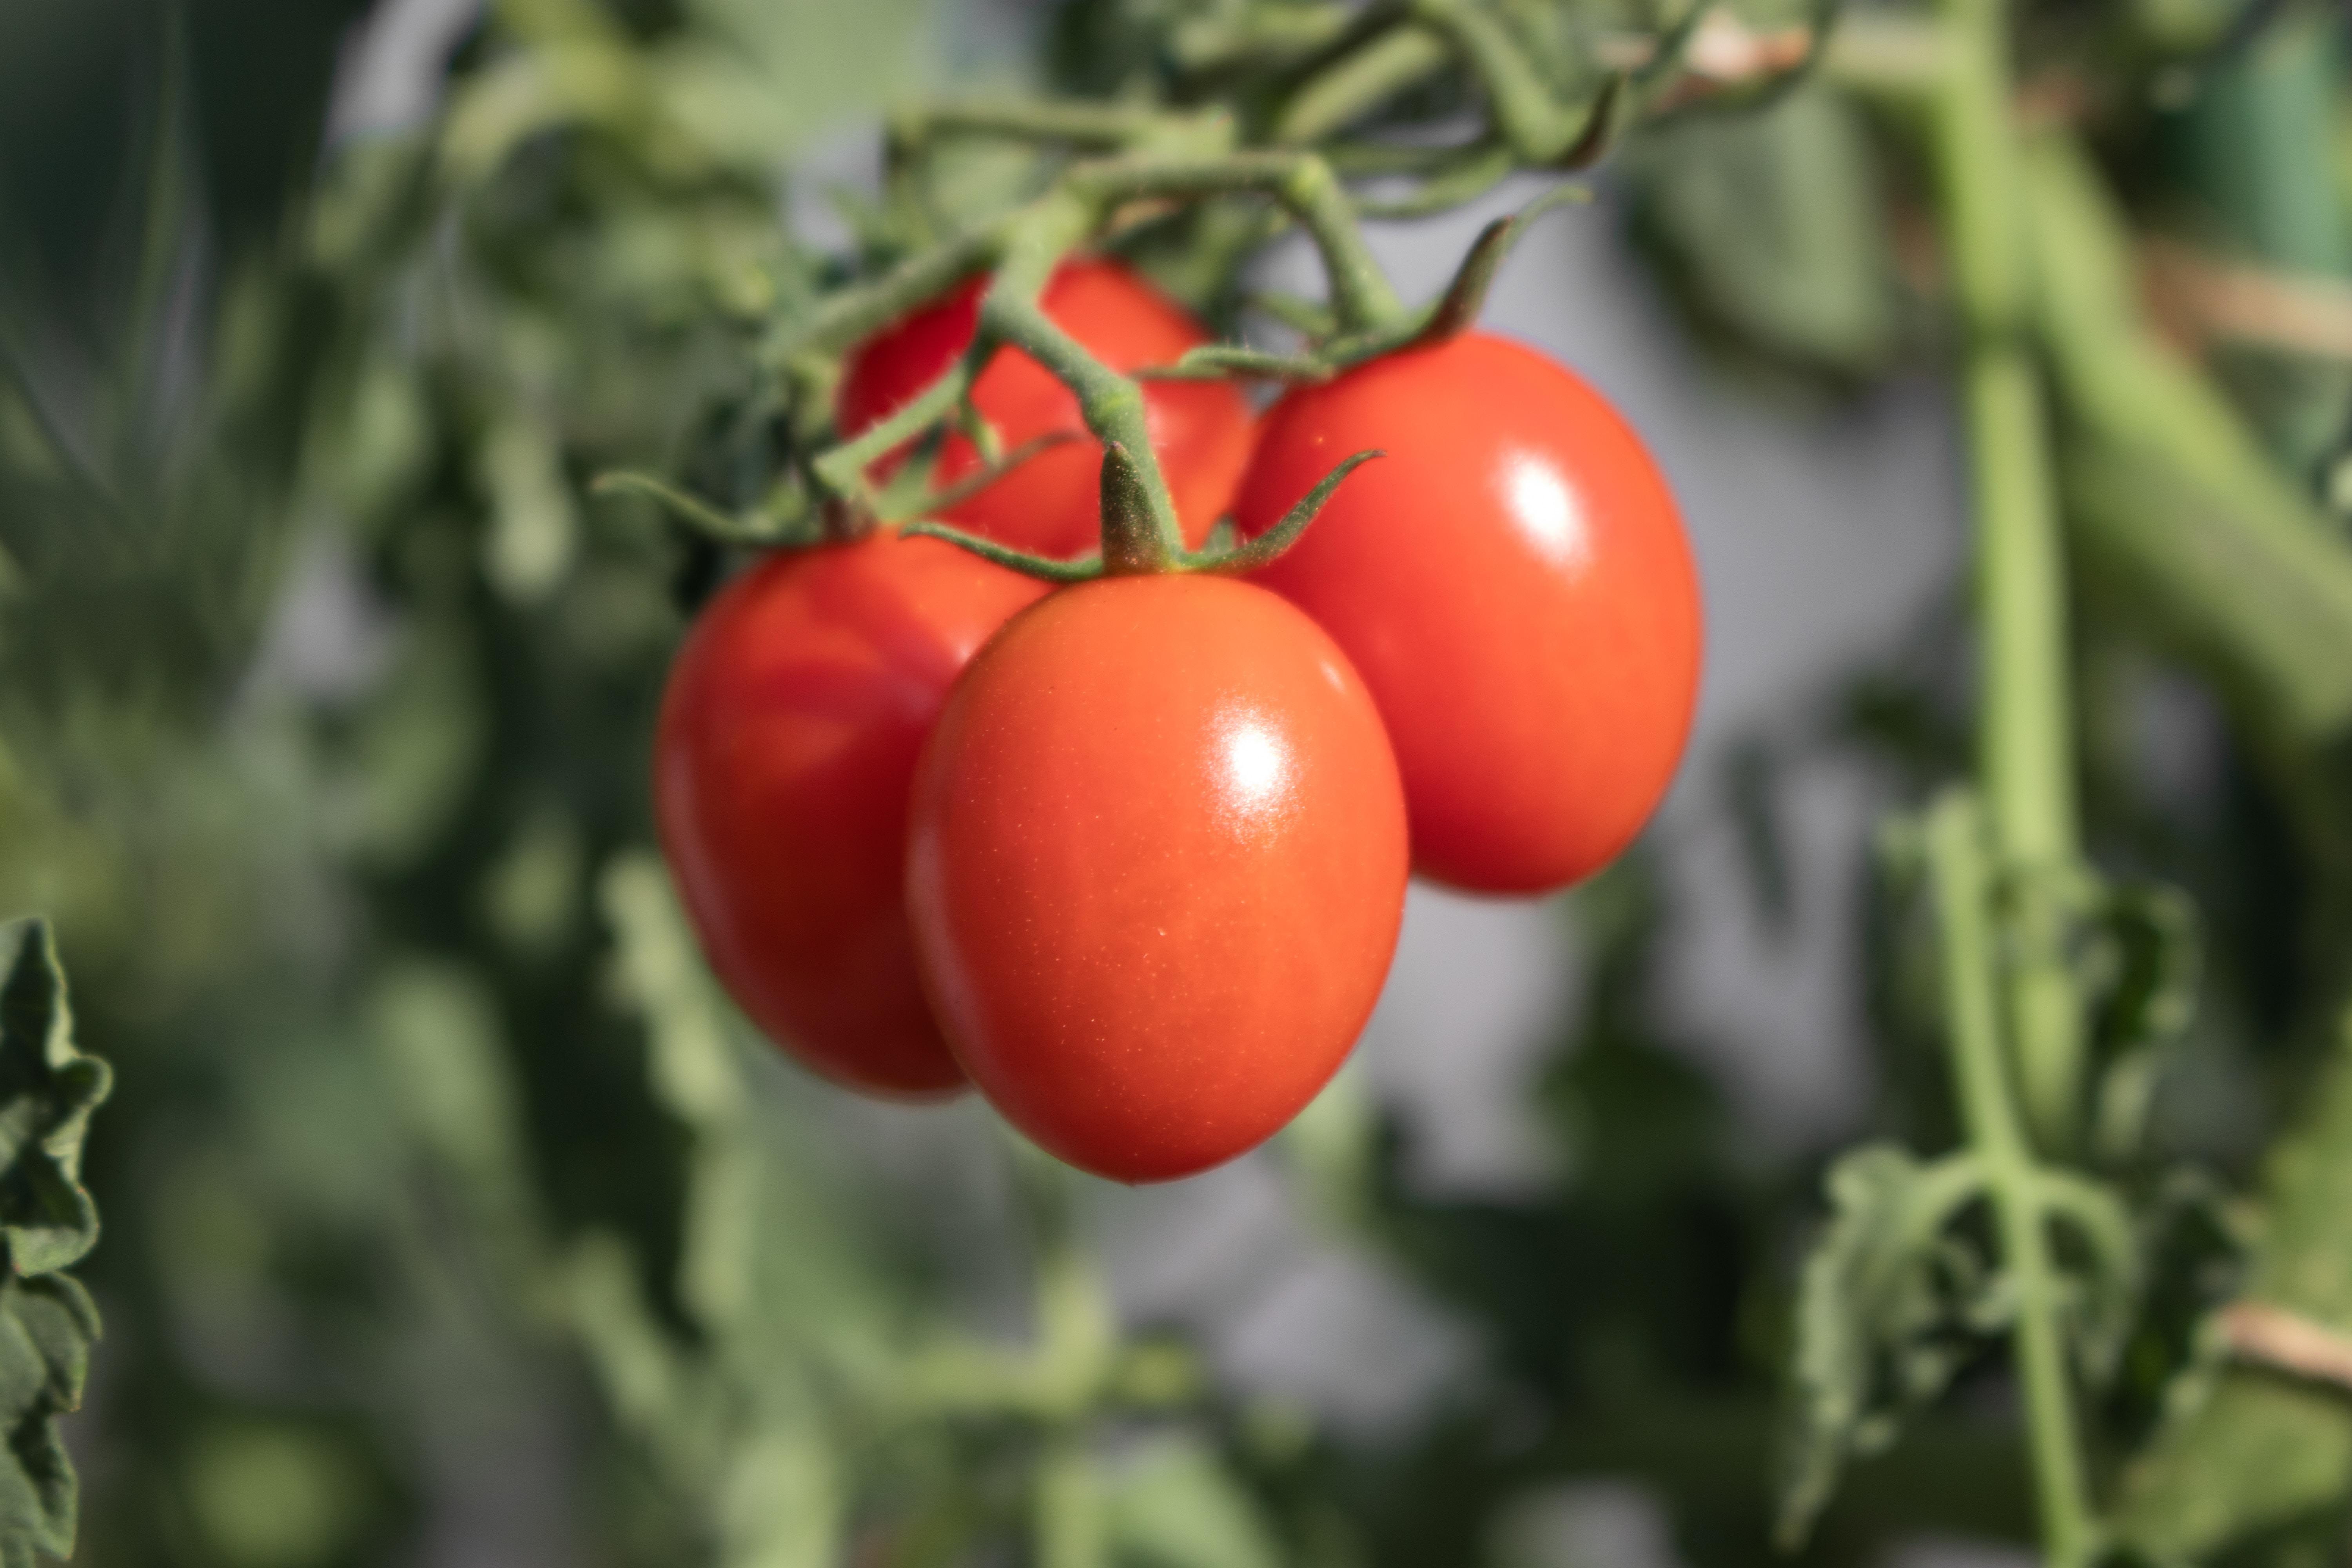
[3,0,2352,1565]
[0,920,109,1568]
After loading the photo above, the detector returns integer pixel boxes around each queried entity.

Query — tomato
[906,574,1407,1181]
[1232,332,1702,895]
[837,260,1254,559]
[654,534,1048,1097]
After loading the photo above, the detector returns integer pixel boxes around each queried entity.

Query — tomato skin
[837,261,1254,559]
[1233,332,1702,895]
[654,534,1048,1097]
[906,575,1408,1182]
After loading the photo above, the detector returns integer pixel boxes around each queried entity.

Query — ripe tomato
[654,534,1047,1097]
[906,575,1407,1181]
[837,260,1254,559]
[1233,332,1702,895]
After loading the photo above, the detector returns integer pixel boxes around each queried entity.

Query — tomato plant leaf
[0,918,109,1568]
[2116,1009,2352,1560]
[1628,84,1897,380]
[2082,882,2201,1163]
[0,920,107,1281]
[2036,1169,2142,1387]
[1775,1144,1992,1549]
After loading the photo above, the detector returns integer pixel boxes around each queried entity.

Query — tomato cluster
[656,265,1701,1183]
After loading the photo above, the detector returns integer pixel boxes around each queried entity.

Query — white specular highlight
[1500,452,1592,572]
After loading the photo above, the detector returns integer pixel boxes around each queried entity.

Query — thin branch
[1065,152,1405,330]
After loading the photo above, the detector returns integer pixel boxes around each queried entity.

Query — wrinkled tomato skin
[654,534,1048,1097]
[906,575,1408,1182]
[837,261,1254,559]
[1233,331,1702,895]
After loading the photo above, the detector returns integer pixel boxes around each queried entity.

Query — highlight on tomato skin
[1233,330,1704,896]
[836,260,1256,559]
[653,532,1049,1098]
[904,573,1409,1183]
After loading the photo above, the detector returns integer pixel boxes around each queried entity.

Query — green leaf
[2083,883,2200,1163]
[0,1276,97,1568]
[1628,84,1897,379]
[0,920,107,1279]
[2118,1009,2352,1559]
[0,918,109,1568]
[2036,1169,2143,1386]
[653,0,939,165]
[1776,1144,1991,1549]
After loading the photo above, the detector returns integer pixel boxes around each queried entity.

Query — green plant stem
[803,142,1411,566]
[1925,795,2095,1568]
[890,98,1199,154]
[809,358,975,503]
[1353,142,1516,220]
[1407,0,1612,162]
[835,180,1189,564]
[767,229,1002,366]
[1169,2,1355,69]
[1274,23,1451,144]
[1930,0,2084,1158]
[1926,0,2097,1550]
[1067,152,1404,330]
[2024,131,2352,750]
[883,103,1238,240]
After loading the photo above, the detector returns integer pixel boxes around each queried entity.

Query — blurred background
[2,0,2348,1564]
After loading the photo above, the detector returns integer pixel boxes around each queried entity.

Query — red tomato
[906,575,1408,1181]
[837,260,1254,559]
[655,534,1048,1097]
[1233,332,1702,894]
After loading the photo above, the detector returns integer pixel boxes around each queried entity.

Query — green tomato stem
[1353,140,1517,221]
[890,98,1199,156]
[1274,23,1452,145]
[808,355,976,505]
[1925,795,2096,1568]
[1067,152,1405,331]
[1926,0,2097,1557]
[975,289,1184,568]
[768,229,1001,367]
[1407,0,1615,163]
[1931,0,2085,1158]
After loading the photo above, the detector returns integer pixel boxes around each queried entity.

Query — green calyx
[902,445,1382,583]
